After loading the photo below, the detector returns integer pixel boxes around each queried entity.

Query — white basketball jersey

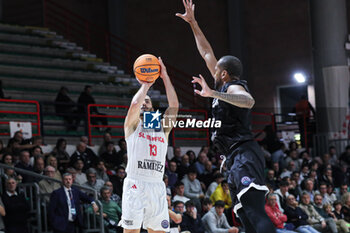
[125,120,168,182]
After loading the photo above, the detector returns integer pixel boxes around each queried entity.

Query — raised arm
[159,57,179,140]
[192,75,255,109]
[176,0,217,79]
[124,81,153,138]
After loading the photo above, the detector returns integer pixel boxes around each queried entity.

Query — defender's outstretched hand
[192,75,213,97]
[176,0,196,23]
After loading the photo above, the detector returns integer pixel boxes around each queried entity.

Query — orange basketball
[133,54,160,83]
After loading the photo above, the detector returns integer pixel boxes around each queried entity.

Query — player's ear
[221,70,228,79]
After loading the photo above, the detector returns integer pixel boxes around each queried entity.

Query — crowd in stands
[1,130,350,233]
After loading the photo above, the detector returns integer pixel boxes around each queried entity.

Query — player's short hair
[214,200,225,208]
[279,180,289,187]
[175,181,184,188]
[202,198,212,206]
[218,55,242,78]
[185,200,195,208]
[100,186,110,194]
[173,200,184,208]
[86,168,97,175]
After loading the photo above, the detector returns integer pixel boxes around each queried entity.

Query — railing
[87,104,129,145]
[251,112,275,135]
[0,99,41,137]
[42,0,205,109]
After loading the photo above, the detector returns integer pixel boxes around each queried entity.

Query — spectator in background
[65,167,77,183]
[55,86,77,131]
[210,180,232,209]
[51,138,70,171]
[2,178,30,233]
[323,203,349,233]
[194,151,208,175]
[171,146,183,168]
[329,147,338,166]
[0,197,5,233]
[198,161,216,188]
[206,173,224,198]
[167,195,182,233]
[326,184,337,205]
[312,194,338,233]
[165,161,177,189]
[101,142,121,170]
[177,154,190,180]
[73,159,87,185]
[272,143,287,168]
[266,169,279,190]
[104,181,122,207]
[303,179,316,202]
[182,168,204,211]
[201,198,213,216]
[76,85,108,131]
[340,146,350,167]
[333,201,347,223]
[320,167,335,187]
[33,155,45,182]
[285,150,302,172]
[15,150,34,183]
[109,166,125,197]
[116,139,127,161]
[98,132,113,156]
[96,160,109,182]
[173,200,185,215]
[300,165,310,182]
[48,173,98,233]
[336,183,349,201]
[180,200,204,233]
[284,194,320,233]
[99,186,122,233]
[202,200,238,233]
[83,168,105,193]
[7,131,39,155]
[281,161,296,179]
[274,180,290,213]
[341,193,350,223]
[163,175,172,196]
[70,142,98,170]
[173,181,190,205]
[315,183,334,205]
[46,155,62,181]
[265,194,297,233]
[186,150,196,165]
[38,166,61,202]
[299,192,334,233]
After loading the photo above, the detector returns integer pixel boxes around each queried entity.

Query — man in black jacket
[180,200,204,233]
[2,178,30,233]
[284,194,320,233]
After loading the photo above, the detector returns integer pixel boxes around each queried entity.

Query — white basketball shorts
[118,177,170,231]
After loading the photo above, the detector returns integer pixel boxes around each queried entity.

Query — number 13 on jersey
[149,144,157,156]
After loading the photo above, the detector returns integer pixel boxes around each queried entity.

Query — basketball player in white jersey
[119,57,179,233]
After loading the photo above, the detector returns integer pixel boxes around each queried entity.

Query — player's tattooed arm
[192,75,255,109]
[211,90,255,109]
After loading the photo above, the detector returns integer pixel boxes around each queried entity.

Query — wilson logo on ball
[140,68,159,73]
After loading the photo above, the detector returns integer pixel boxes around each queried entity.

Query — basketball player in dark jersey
[177,1,276,232]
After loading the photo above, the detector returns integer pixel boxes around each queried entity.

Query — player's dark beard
[214,79,223,91]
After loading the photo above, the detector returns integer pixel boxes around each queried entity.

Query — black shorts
[226,140,269,214]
